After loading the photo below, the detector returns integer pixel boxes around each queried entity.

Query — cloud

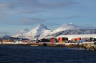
[0,17,46,25]
[37,0,78,8]
[0,0,78,14]
[20,17,46,25]
[0,3,16,17]
[0,3,9,8]
[65,16,81,19]
[0,0,79,25]
[18,0,78,9]
[0,3,13,8]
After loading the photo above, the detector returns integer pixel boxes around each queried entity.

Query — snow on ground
[58,34,96,40]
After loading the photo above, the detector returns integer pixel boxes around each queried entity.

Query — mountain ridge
[13,24,96,40]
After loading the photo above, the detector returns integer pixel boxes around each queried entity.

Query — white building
[58,34,96,40]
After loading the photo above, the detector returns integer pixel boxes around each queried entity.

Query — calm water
[0,45,96,63]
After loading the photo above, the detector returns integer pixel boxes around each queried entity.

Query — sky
[0,0,96,35]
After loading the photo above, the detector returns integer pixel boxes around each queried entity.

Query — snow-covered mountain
[50,24,80,35]
[13,24,96,40]
[24,24,51,40]
[49,24,96,37]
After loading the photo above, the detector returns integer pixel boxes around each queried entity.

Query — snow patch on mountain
[25,24,51,40]
[50,24,80,35]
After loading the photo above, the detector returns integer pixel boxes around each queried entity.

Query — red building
[50,37,55,44]
[57,37,68,44]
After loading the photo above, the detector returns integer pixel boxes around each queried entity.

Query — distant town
[0,24,96,51]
